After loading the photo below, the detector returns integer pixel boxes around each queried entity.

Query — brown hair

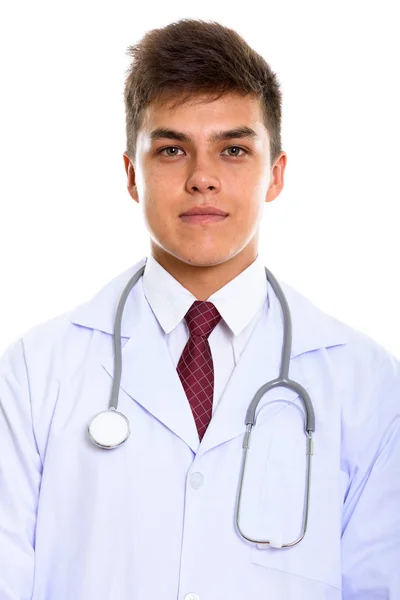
[123,19,283,165]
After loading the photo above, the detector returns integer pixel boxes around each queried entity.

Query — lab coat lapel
[101,275,199,452]
[198,284,294,456]
[198,278,348,457]
[69,259,200,454]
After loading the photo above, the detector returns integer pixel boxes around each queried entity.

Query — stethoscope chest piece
[88,409,130,449]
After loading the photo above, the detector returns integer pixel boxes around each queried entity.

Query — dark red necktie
[177,301,222,441]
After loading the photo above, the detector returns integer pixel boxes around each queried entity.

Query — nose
[185,158,221,195]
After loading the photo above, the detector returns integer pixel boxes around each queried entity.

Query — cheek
[141,192,176,235]
[236,183,266,221]
[142,170,180,210]
[234,168,269,203]
[135,162,164,198]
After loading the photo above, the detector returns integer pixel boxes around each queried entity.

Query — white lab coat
[1,255,399,600]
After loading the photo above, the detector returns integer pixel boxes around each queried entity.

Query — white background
[1,1,399,357]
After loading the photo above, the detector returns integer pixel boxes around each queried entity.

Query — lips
[180,206,228,217]
[179,205,229,224]
[180,214,227,224]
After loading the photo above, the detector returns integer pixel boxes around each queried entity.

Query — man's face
[123,91,286,268]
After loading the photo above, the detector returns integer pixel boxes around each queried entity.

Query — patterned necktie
[177,301,222,441]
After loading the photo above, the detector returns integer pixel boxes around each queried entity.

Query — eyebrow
[149,126,258,144]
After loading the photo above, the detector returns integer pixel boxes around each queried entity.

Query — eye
[157,145,248,158]
[158,147,184,157]
[222,146,247,157]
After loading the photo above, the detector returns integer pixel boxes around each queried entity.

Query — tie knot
[184,301,222,339]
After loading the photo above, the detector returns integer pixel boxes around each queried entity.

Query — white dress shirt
[142,253,268,414]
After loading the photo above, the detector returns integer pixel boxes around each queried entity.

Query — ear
[266,152,287,203]
[123,153,139,203]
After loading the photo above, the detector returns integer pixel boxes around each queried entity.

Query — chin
[153,239,235,268]
[176,250,232,268]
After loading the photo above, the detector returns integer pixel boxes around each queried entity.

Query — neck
[151,245,258,301]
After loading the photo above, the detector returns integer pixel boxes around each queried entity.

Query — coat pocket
[238,396,342,592]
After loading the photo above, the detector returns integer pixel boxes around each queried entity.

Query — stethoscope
[87,263,315,549]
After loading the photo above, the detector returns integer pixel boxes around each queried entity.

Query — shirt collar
[69,255,349,358]
[142,254,268,336]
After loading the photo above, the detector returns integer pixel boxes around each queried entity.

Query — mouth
[180,214,228,224]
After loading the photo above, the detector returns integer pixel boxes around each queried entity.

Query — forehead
[140,91,266,137]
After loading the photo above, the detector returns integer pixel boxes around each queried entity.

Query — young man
[0,18,399,600]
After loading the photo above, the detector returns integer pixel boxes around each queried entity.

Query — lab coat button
[185,594,200,600]
[189,472,204,489]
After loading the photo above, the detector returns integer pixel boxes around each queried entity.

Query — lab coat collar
[69,255,349,360]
